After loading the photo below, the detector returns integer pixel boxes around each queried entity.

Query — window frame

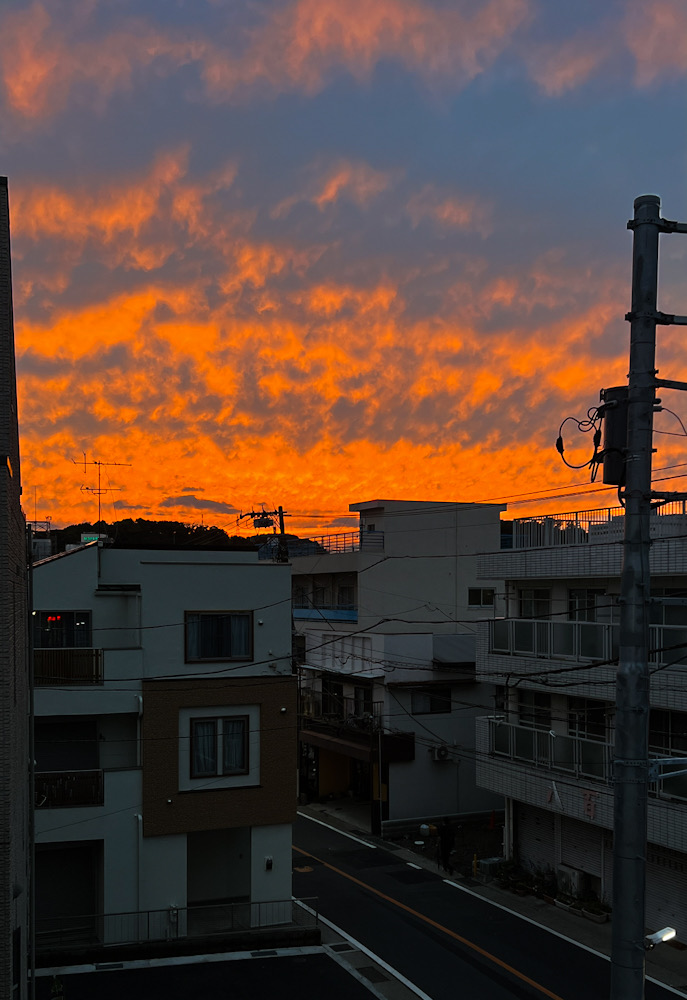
[33,610,92,649]
[189,715,249,779]
[410,685,452,715]
[468,588,495,608]
[184,611,253,663]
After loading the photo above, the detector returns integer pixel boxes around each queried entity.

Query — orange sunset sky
[3,0,687,535]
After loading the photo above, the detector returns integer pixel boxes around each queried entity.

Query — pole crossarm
[655,378,687,391]
[624,310,687,325]
[648,758,687,782]
[628,217,687,234]
[650,491,687,501]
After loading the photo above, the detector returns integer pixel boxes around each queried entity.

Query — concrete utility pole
[611,196,687,1000]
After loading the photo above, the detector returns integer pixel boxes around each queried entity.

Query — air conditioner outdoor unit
[432,745,450,762]
[478,857,504,877]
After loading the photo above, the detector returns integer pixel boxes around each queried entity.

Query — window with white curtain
[190,716,248,777]
[185,612,252,661]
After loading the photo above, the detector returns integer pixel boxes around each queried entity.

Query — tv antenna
[74,452,132,526]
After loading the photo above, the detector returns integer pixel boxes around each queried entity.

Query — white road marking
[297,810,377,848]
[406,863,422,870]
[441,880,687,998]
[295,899,434,1000]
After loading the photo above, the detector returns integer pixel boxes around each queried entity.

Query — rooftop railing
[508,501,687,549]
[259,530,384,559]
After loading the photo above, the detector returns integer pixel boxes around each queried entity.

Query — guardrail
[36,897,320,951]
[35,769,104,808]
[259,531,384,559]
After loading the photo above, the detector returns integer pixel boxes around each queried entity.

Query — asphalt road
[293,815,677,1000]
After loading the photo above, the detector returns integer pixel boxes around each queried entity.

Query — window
[568,698,609,742]
[185,612,252,661]
[411,686,451,715]
[468,588,494,607]
[518,690,551,730]
[33,611,91,649]
[190,716,249,778]
[650,589,687,627]
[649,709,687,755]
[568,589,608,623]
[518,588,550,620]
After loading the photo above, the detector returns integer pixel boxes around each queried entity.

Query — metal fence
[510,502,687,548]
[259,530,384,559]
[35,769,104,809]
[36,897,319,952]
[34,647,103,685]
[484,717,611,782]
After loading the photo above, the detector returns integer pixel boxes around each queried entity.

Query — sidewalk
[299,802,687,998]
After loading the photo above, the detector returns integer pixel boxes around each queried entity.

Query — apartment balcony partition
[34,648,103,686]
[35,769,104,809]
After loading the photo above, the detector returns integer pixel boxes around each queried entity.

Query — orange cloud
[525,33,611,96]
[1,0,531,121]
[623,0,687,86]
[406,185,492,235]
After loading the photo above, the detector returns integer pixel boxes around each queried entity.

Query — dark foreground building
[0,176,30,997]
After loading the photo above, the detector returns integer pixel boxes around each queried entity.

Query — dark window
[185,612,252,661]
[649,709,687,755]
[568,589,607,622]
[518,589,551,620]
[411,686,451,715]
[518,690,551,730]
[468,588,494,607]
[190,716,248,778]
[33,611,91,649]
[568,698,609,741]
[650,589,687,627]
[322,676,344,715]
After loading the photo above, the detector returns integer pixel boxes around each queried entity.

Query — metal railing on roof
[509,501,687,548]
[259,530,384,559]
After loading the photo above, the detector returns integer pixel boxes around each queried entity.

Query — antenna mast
[74,452,132,526]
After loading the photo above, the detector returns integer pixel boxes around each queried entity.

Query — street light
[644,927,676,950]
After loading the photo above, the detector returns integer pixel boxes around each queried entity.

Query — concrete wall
[187,827,250,902]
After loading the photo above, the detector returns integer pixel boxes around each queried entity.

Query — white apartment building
[475,504,687,936]
[33,540,296,957]
[290,499,505,833]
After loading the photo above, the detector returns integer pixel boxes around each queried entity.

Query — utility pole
[611,196,687,1000]
[239,505,290,562]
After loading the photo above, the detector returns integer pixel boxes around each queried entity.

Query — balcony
[301,695,384,737]
[482,716,611,782]
[35,770,104,808]
[34,648,103,686]
[489,619,687,668]
[293,603,357,622]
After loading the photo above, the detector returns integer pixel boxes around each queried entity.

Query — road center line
[293,845,565,1000]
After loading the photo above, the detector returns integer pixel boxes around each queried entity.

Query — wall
[318,750,350,796]
[142,675,297,836]
[187,828,250,903]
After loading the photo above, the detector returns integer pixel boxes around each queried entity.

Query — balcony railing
[260,530,384,559]
[509,501,687,549]
[35,769,104,808]
[301,695,384,734]
[36,897,319,952]
[483,716,612,782]
[293,603,357,622]
[34,648,103,685]
[489,619,687,668]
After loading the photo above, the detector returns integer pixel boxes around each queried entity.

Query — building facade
[33,541,296,954]
[291,499,505,833]
[475,504,687,936]
[0,176,30,999]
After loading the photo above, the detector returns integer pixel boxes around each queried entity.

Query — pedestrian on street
[438,817,454,876]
